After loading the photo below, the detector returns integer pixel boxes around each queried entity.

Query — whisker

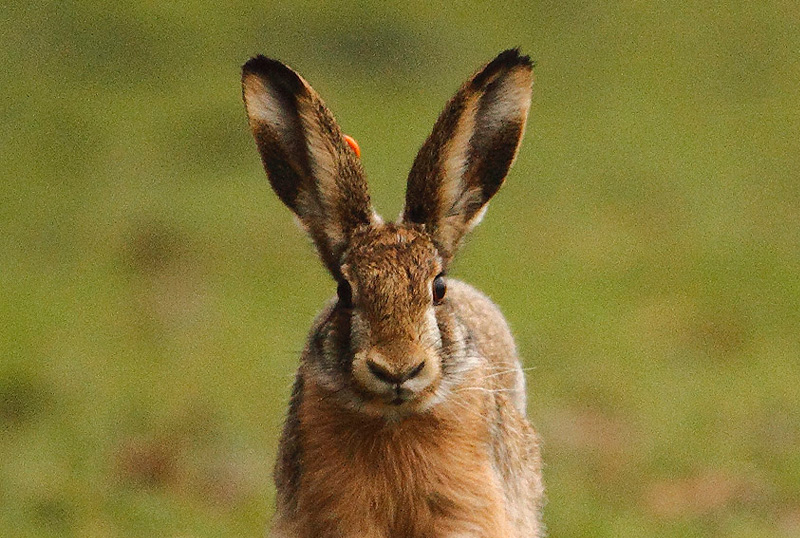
[452,386,519,395]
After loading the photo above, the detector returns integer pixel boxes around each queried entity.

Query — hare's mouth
[376,388,418,408]
[346,381,442,420]
[380,379,442,412]
[368,378,437,410]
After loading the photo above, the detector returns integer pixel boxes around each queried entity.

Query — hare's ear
[242,56,377,280]
[402,49,533,267]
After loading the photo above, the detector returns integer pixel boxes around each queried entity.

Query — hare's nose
[366,359,426,385]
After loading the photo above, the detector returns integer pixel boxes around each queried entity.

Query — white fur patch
[465,204,488,232]
[243,76,292,141]
[479,67,532,164]
[440,95,477,218]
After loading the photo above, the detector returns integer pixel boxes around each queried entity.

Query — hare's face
[338,224,448,414]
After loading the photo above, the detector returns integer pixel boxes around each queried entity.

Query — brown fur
[242,50,543,537]
[292,377,512,537]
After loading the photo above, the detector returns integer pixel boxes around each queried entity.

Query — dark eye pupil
[432,274,446,303]
[337,280,352,308]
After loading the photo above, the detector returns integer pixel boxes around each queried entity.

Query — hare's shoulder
[446,280,517,361]
[447,280,526,411]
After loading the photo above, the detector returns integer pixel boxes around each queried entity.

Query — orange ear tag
[343,134,361,158]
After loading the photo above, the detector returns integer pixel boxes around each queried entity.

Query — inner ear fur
[402,49,533,267]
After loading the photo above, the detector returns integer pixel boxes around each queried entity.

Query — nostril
[406,360,426,381]
[366,359,426,385]
[367,360,398,384]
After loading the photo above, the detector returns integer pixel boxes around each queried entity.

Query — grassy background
[3,1,799,536]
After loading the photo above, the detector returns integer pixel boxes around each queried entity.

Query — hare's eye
[337,280,353,308]
[432,274,446,304]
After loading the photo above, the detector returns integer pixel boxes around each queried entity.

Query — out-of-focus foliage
[2,1,799,536]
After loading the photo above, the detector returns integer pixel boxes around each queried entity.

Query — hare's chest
[295,408,507,536]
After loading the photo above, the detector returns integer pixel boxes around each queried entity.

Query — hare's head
[242,50,532,416]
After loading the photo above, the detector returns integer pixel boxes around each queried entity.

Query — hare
[242,49,543,538]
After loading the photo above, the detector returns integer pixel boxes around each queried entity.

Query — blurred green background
[3,1,799,536]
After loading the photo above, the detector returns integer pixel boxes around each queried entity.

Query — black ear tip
[241,55,304,93]
[242,55,280,75]
[496,48,534,69]
[471,49,534,88]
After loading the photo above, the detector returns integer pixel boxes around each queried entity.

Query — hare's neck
[300,380,490,466]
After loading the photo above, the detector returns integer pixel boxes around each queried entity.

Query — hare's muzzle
[351,346,438,407]
[366,358,427,405]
